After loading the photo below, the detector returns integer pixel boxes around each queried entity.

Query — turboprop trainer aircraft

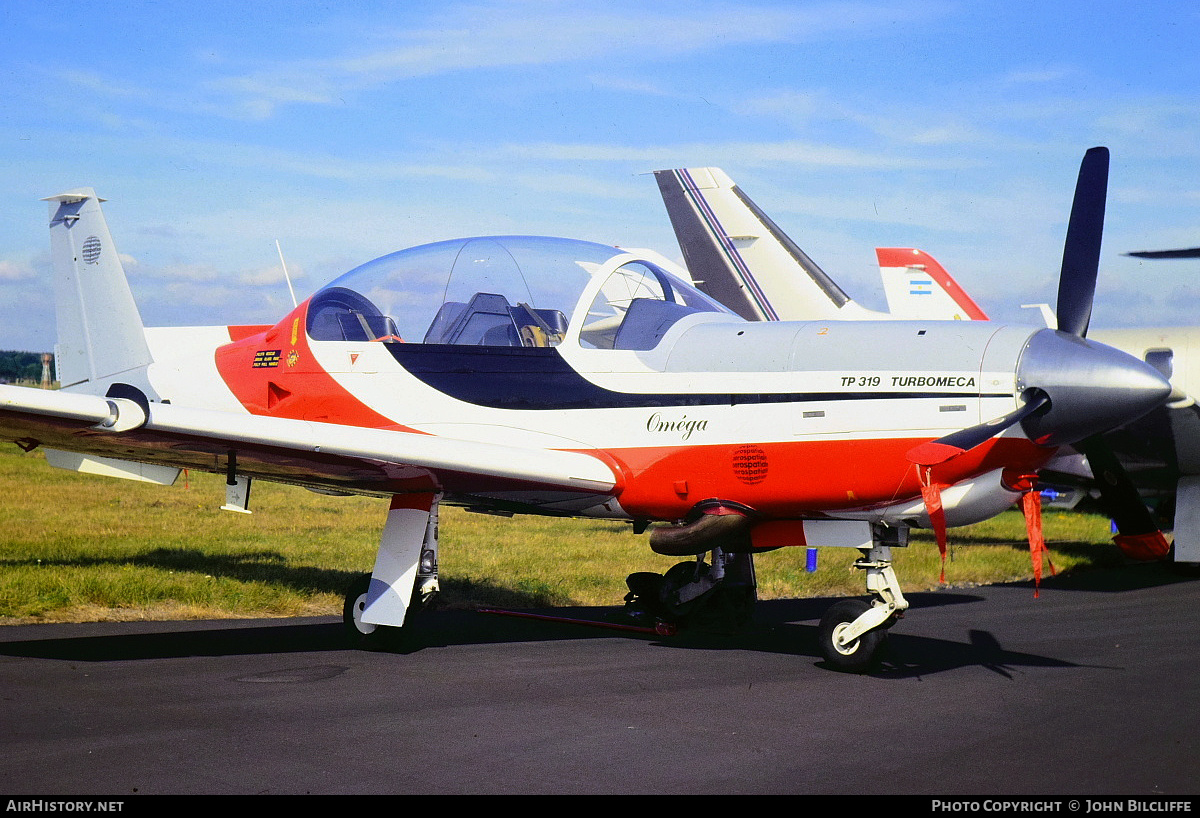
[0,148,1172,671]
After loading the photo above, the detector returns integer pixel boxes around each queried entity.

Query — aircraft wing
[0,384,618,498]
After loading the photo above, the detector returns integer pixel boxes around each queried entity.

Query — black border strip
[387,344,1006,411]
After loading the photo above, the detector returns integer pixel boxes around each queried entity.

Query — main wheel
[818,598,887,672]
[657,560,713,620]
[343,574,404,650]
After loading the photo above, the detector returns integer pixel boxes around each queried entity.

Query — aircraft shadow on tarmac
[0,589,1113,678]
[0,564,1189,676]
[658,593,1096,679]
[1,548,370,601]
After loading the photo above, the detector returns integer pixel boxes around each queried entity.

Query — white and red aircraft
[0,148,1171,670]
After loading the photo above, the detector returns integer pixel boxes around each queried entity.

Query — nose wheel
[818,598,888,672]
[816,544,906,672]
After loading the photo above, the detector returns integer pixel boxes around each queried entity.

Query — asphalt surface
[1,563,1198,795]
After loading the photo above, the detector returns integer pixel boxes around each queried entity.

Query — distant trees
[0,350,51,384]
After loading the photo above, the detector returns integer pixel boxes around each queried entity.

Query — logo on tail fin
[82,236,102,264]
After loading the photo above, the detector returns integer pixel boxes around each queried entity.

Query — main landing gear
[344,492,907,672]
[343,493,441,650]
[623,507,759,633]
[342,568,439,650]
[344,574,396,650]
[623,547,757,634]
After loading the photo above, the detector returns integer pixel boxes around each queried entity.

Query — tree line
[0,350,51,384]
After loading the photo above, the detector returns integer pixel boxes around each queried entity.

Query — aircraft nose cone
[1016,328,1171,446]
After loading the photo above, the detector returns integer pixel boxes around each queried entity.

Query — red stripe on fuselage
[214,302,421,431]
[601,435,1050,519]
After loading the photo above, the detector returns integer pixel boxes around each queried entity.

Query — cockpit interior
[305,236,739,352]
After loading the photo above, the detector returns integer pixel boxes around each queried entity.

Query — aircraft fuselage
[188,308,1050,524]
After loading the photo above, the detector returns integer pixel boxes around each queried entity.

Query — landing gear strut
[343,493,441,650]
[343,548,440,650]
[624,547,756,633]
[817,541,908,672]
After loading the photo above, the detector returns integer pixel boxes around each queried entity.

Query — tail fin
[653,168,881,321]
[876,248,988,321]
[44,189,152,388]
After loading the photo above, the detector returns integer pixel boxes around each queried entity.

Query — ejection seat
[423,292,566,347]
[307,286,402,342]
[611,298,699,350]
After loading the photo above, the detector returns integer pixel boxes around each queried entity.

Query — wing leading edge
[0,384,617,498]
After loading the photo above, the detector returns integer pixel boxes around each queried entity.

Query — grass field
[0,445,1128,624]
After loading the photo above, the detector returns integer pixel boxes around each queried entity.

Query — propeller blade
[1077,435,1171,559]
[1056,146,1109,338]
[908,391,1050,466]
[1126,247,1200,260]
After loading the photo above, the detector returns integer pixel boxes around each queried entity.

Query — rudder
[653,168,881,322]
[45,189,152,388]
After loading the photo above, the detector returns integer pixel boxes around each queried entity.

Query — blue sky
[1,0,1198,351]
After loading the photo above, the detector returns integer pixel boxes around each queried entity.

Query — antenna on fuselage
[276,239,298,309]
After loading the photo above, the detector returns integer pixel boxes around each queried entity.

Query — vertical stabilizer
[876,248,988,321]
[44,189,152,388]
[653,168,881,321]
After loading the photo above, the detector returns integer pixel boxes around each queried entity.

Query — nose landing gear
[817,545,907,672]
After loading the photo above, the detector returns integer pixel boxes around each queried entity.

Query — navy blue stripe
[653,170,762,321]
[387,344,1004,410]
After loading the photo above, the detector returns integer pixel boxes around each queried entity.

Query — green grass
[0,445,1127,623]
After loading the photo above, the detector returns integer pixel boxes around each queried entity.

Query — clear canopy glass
[305,236,738,350]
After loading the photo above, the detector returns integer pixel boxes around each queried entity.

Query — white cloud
[144,263,225,283]
[493,138,973,170]
[199,1,946,118]
[237,262,307,287]
[56,70,148,99]
[585,74,674,97]
[997,67,1077,86]
[0,260,35,281]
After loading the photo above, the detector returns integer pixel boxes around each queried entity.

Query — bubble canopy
[305,236,739,351]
